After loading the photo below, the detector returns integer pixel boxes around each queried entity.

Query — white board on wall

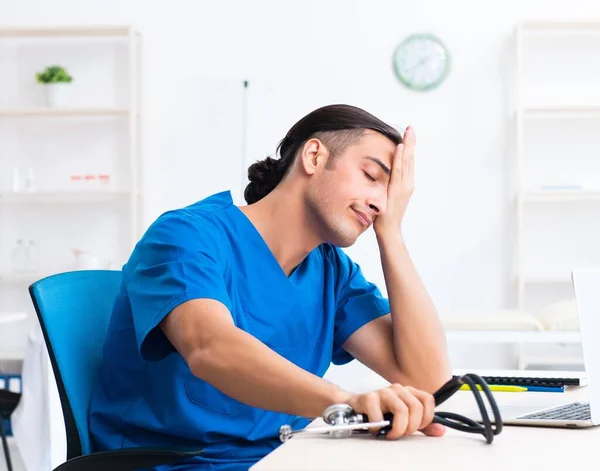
[156,75,246,214]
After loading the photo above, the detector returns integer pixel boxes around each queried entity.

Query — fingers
[381,383,436,440]
[403,125,416,155]
[420,423,446,437]
[402,126,415,186]
[404,385,436,430]
[361,392,384,436]
[391,126,415,188]
[390,143,404,185]
[380,386,411,439]
[391,384,426,438]
[349,383,438,441]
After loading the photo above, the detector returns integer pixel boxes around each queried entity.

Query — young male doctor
[89,104,452,470]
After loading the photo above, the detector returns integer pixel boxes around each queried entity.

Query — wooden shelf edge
[0,26,136,38]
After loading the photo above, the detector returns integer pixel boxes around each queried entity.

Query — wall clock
[392,33,451,92]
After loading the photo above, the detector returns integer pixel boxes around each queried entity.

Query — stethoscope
[280,373,503,444]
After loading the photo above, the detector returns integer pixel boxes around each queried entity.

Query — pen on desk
[524,386,565,393]
[459,384,527,392]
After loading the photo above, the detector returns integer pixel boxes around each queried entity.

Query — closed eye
[363,171,376,182]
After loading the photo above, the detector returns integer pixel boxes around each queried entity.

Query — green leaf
[35,65,73,84]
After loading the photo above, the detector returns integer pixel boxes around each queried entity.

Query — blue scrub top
[89,190,390,470]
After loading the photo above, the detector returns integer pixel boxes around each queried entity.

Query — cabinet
[514,20,600,311]
[0,26,142,359]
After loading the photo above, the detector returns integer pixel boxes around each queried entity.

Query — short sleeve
[330,247,390,365]
[125,211,232,362]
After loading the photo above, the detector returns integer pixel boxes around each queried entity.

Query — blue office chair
[0,389,21,471]
[29,270,203,471]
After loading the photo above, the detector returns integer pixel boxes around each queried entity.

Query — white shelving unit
[0,108,130,117]
[0,25,143,359]
[514,20,600,310]
[0,190,132,204]
[446,330,581,344]
[0,350,27,361]
[520,190,600,203]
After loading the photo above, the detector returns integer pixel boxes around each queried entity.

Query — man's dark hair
[244,104,402,204]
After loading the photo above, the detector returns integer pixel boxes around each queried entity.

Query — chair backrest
[29,270,122,459]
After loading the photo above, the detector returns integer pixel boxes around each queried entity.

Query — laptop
[473,268,600,428]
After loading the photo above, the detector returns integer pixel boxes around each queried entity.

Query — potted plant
[35,65,74,107]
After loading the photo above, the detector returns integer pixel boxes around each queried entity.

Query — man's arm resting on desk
[342,232,451,395]
[161,298,438,439]
[161,298,346,418]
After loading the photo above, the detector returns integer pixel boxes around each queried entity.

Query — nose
[366,190,387,216]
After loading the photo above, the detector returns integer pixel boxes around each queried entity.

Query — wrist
[331,387,353,405]
[303,385,352,419]
[375,225,403,245]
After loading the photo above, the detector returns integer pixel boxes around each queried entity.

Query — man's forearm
[376,230,451,392]
[187,327,349,418]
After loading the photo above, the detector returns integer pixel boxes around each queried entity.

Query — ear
[299,138,329,176]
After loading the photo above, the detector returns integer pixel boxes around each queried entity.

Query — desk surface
[252,380,600,470]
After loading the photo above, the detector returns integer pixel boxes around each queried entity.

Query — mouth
[352,208,371,228]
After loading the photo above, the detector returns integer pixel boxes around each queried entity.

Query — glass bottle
[24,168,35,192]
[26,239,38,273]
[11,239,27,273]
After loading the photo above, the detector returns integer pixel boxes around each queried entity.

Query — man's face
[305,130,395,247]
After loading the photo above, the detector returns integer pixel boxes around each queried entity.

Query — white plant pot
[44,83,70,107]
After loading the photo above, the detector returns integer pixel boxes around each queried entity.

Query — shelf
[0,108,130,117]
[519,190,600,202]
[518,272,572,284]
[522,106,600,119]
[520,355,584,367]
[0,272,45,284]
[446,330,581,344]
[514,20,599,312]
[0,191,131,203]
[0,350,25,361]
[0,24,142,379]
[0,26,137,38]
[520,20,600,33]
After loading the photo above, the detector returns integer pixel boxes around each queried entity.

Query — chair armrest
[53,447,204,471]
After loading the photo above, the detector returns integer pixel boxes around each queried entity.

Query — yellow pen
[459,384,527,392]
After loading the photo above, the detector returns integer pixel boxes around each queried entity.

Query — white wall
[3,6,600,470]
[2,0,600,373]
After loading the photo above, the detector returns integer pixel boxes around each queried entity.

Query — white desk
[252,378,600,470]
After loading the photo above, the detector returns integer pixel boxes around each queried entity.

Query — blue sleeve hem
[332,297,390,365]
[139,291,232,362]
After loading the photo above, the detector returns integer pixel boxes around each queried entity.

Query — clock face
[393,33,450,92]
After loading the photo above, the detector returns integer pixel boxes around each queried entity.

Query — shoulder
[136,191,234,255]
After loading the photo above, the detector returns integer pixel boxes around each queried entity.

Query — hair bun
[247,156,281,184]
[244,157,284,204]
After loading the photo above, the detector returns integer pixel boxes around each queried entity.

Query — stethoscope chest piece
[322,404,362,438]
[278,374,504,444]
[279,403,389,442]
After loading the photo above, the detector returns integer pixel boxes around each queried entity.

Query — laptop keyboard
[518,402,591,421]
